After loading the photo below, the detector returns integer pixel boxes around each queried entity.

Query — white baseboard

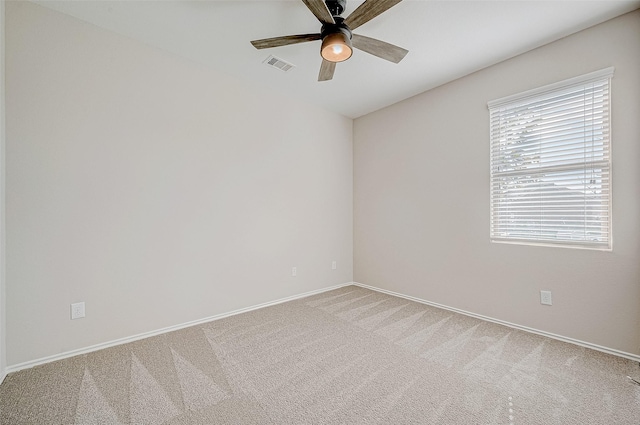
[353,282,640,363]
[9,280,634,376]
[5,282,354,375]
[0,371,6,385]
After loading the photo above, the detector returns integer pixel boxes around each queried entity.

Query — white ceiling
[34,0,640,118]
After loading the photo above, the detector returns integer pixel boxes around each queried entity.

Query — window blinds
[488,68,613,249]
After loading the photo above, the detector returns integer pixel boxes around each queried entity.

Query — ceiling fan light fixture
[249,0,409,81]
[321,30,352,62]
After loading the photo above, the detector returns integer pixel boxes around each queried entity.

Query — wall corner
[1,0,7,382]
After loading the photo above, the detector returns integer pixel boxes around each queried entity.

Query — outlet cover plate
[540,290,552,306]
[71,302,85,319]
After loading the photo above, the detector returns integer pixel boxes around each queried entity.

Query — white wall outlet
[71,302,85,319]
[540,290,552,306]
[292,267,297,277]
[332,261,337,270]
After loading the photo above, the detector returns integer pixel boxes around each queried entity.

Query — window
[488,68,613,249]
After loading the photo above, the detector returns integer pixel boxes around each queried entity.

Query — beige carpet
[1,285,639,424]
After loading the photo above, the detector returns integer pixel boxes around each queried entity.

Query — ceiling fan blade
[301,0,335,25]
[251,33,322,49]
[344,0,403,31]
[352,34,408,63]
[318,59,336,82]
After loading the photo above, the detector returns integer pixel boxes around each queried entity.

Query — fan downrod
[325,0,346,17]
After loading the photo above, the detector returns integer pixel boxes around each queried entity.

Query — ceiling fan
[250,0,408,82]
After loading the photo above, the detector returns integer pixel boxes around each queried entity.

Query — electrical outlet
[540,290,552,306]
[71,302,85,319]
[292,267,297,277]
[332,261,337,270]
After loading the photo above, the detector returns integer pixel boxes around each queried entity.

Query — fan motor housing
[325,0,346,17]
[321,16,352,41]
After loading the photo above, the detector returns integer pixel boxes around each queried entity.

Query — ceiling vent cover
[263,55,295,72]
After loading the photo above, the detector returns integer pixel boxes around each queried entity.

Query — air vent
[263,55,295,72]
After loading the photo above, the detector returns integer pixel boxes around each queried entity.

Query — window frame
[488,68,614,251]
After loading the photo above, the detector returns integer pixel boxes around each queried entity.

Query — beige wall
[354,11,640,355]
[5,2,353,366]
[5,1,638,368]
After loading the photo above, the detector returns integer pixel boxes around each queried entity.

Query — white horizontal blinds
[489,69,612,248]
